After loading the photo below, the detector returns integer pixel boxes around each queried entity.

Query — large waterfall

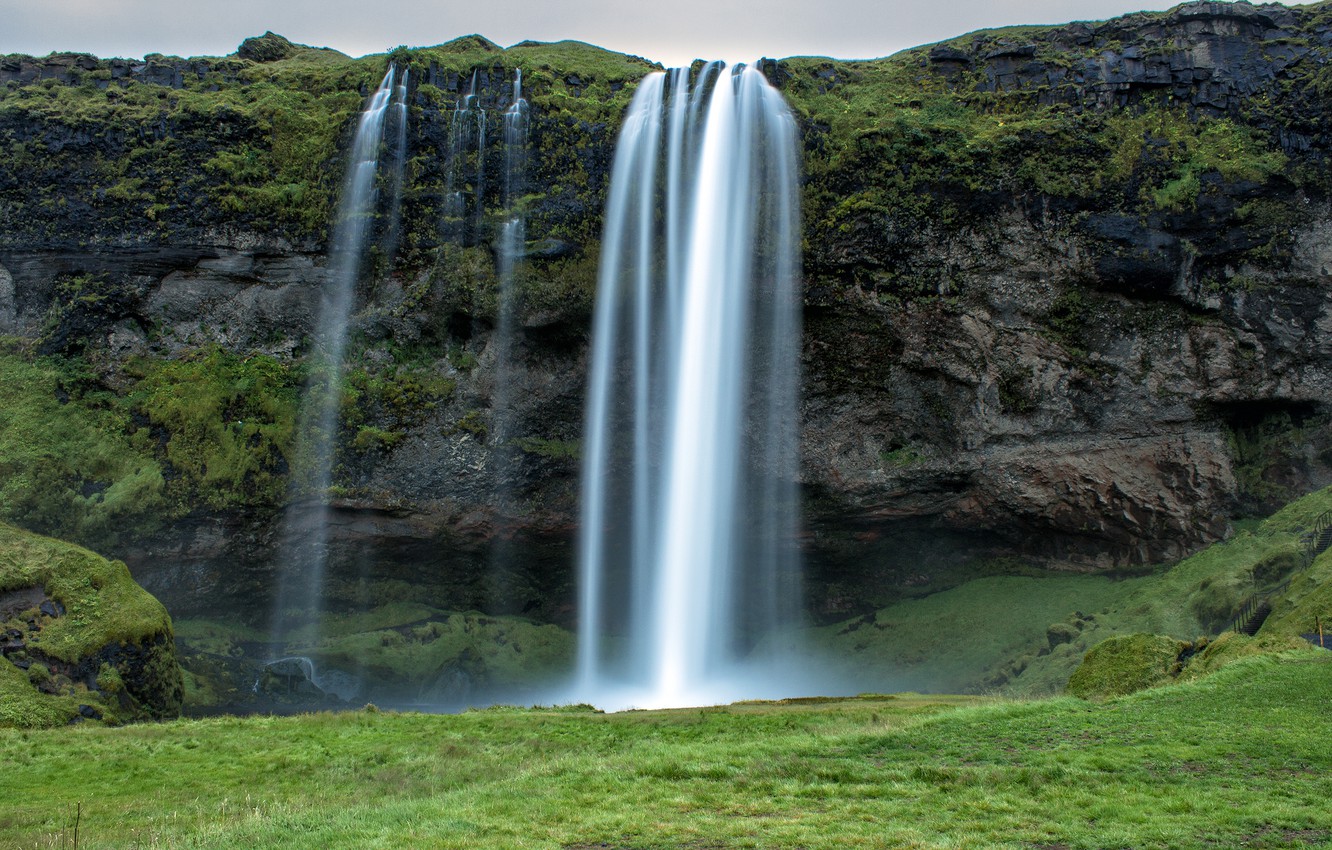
[575,63,804,710]
[270,67,401,660]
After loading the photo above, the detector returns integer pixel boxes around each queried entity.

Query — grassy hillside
[3,650,1329,849]
[813,485,1332,696]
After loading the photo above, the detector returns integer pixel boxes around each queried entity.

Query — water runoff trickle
[267,66,406,700]
[573,62,806,710]
[442,70,490,243]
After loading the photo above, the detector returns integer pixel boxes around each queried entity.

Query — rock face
[0,3,1330,623]
[798,204,1332,576]
[931,2,1310,113]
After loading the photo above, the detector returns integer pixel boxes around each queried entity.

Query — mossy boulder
[236,32,299,63]
[1177,631,1310,682]
[0,522,183,726]
[1067,633,1189,700]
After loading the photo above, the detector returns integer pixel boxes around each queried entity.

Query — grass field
[4,650,1330,849]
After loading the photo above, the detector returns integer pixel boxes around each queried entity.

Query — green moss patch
[301,610,575,700]
[1179,631,1311,682]
[124,346,299,512]
[0,351,164,547]
[1067,633,1189,699]
[0,522,182,725]
[0,345,301,550]
[0,657,88,728]
[174,606,576,712]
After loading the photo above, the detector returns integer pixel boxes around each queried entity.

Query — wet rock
[258,657,327,700]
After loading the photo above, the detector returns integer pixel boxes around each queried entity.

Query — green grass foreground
[4,653,1331,849]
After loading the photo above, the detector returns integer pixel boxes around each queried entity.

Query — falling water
[575,63,803,710]
[383,68,410,264]
[444,71,485,241]
[488,69,530,570]
[269,67,398,661]
[473,80,489,240]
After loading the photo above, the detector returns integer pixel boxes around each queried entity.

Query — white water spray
[575,63,803,710]
[444,71,487,241]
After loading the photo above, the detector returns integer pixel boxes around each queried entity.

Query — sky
[1,0,1313,69]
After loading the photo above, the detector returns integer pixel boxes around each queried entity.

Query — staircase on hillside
[1225,508,1332,637]
[1303,510,1332,566]
[1233,597,1274,636]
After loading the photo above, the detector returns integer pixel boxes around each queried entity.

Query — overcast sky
[1,0,1313,68]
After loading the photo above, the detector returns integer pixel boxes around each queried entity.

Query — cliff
[1,5,1330,625]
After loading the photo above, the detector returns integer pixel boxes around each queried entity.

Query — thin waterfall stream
[268,67,402,688]
[488,69,530,589]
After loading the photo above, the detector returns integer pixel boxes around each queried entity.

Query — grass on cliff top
[3,651,1331,849]
[0,34,651,242]
[814,485,1332,697]
[776,45,1293,293]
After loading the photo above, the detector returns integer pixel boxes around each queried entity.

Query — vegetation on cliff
[2,2,1329,549]
[0,345,162,546]
[0,34,650,248]
[0,4,1329,711]
[0,343,300,547]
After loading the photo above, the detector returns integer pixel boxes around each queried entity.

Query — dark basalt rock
[926,0,1311,119]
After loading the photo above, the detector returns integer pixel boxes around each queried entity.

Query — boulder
[0,522,183,727]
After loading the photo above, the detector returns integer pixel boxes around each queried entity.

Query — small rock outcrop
[236,32,297,63]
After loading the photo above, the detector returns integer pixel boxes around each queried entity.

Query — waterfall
[269,66,399,666]
[493,68,529,453]
[575,63,804,710]
[488,69,529,578]
[444,71,485,242]
[383,68,410,264]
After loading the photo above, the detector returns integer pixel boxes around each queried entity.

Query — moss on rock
[1067,633,1189,700]
[0,349,165,549]
[1177,631,1310,682]
[0,522,183,726]
[124,346,299,512]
